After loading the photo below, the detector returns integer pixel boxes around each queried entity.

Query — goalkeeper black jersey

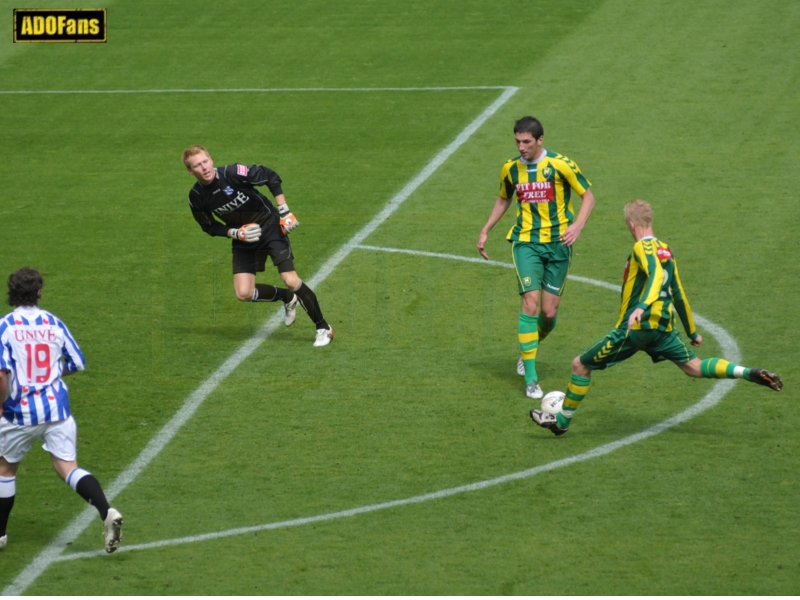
[187,163,284,238]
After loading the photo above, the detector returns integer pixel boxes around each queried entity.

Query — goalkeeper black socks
[253,284,292,304]
[293,282,328,329]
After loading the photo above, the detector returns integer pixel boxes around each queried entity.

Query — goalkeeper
[530,199,782,436]
[182,145,333,347]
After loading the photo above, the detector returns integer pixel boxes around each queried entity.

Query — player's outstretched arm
[477,196,512,260]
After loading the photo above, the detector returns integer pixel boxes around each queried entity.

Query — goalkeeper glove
[230,223,261,243]
[278,204,299,234]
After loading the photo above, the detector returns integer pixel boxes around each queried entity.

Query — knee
[520,297,538,316]
[681,359,703,378]
[541,308,558,321]
[234,288,253,302]
[571,356,589,376]
[281,271,301,290]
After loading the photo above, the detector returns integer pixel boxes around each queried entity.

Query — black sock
[253,284,292,303]
[0,496,14,537]
[293,282,328,329]
[75,475,111,521]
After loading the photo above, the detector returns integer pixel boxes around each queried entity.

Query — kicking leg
[677,357,782,391]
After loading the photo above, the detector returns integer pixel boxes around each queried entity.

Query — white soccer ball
[541,391,565,415]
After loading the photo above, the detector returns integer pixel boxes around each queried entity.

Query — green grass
[0,0,798,594]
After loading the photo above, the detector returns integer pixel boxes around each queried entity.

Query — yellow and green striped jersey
[615,237,698,338]
[500,150,591,244]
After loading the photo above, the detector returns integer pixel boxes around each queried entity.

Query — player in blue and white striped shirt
[0,267,122,552]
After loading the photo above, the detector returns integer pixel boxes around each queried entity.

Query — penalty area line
[2,86,519,596]
[52,246,741,563]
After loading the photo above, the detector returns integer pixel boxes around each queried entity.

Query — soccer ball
[541,391,565,415]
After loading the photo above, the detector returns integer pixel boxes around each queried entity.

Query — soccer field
[0,0,798,594]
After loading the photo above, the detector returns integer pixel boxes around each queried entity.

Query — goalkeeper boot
[103,508,123,553]
[517,357,525,377]
[525,381,543,400]
[284,294,299,327]
[749,369,783,391]
[313,326,334,347]
[530,409,568,436]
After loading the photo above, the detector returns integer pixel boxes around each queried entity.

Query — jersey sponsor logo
[12,328,57,343]
[13,9,106,43]
[214,190,250,214]
[656,247,673,261]
[516,181,554,203]
[223,186,235,196]
[237,164,249,176]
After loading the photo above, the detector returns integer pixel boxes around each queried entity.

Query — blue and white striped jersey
[0,306,85,425]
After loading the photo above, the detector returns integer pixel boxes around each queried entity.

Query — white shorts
[0,416,78,463]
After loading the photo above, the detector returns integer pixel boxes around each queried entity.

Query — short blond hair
[182,145,209,167]
[624,199,653,227]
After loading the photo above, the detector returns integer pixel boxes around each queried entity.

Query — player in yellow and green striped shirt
[530,199,783,436]
[477,117,596,400]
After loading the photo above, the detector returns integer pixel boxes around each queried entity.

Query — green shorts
[579,327,696,371]
[511,240,572,296]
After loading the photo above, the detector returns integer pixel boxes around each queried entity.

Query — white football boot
[525,381,543,400]
[313,326,334,347]
[0,534,7,550]
[284,294,299,327]
[517,357,525,377]
[103,508,123,553]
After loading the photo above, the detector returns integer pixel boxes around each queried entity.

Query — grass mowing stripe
[50,257,740,563]
[0,86,513,95]
[1,86,518,597]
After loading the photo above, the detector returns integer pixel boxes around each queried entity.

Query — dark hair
[514,116,544,139]
[7,267,43,307]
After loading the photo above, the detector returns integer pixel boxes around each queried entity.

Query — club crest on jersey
[523,277,532,287]
[223,186,235,196]
[516,181,554,203]
[237,164,249,176]
[541,166,554,180]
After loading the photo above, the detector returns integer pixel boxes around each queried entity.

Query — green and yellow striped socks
[557,374,591,430]
[518,313,539,384]
[700,358,753,381]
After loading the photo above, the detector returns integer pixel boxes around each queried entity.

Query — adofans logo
[14,9,106,43]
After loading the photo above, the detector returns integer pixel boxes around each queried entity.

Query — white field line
[355,244,623,292]
[0,86,512,95]
[2,87,519,596]
[51,246,740,563]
